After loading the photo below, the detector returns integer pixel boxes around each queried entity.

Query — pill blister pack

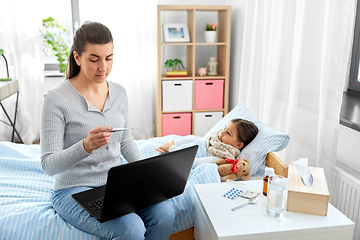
[223,187,243,199]
[224,187,258,200]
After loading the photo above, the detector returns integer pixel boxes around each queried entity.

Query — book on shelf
[166,71,188,77]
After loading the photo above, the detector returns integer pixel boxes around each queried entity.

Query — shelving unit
[156,5,231,137]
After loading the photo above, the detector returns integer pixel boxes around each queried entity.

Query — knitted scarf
[207,130,240,160]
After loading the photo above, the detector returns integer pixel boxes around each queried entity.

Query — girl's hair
[66,21,113,79]
[231,118,258,149]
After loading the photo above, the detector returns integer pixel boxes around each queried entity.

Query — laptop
[72,145,198,223]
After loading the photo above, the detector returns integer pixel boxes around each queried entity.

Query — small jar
[263,167,274,196]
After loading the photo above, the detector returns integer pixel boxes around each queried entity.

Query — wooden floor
[169,228,194,240]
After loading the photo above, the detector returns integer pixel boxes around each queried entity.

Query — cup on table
[266,175,287,217]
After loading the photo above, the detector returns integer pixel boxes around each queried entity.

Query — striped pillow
[204,103,290,176]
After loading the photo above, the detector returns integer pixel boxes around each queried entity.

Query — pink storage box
[162,113,192,136]
[195,79,224,110]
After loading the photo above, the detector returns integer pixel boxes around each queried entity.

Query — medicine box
[162,80,192,112]
[194,112,223,137]
[162,113,192,136]
[194,79,224,110]
[286,164,329,216]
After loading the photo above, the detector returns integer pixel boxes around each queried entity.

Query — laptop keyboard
[88,198,104,215]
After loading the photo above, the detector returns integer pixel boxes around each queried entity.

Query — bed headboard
[265,152,288,178]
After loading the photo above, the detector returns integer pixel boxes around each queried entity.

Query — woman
[40,21,175,240]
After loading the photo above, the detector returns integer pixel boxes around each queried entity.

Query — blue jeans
[51,187,175,240]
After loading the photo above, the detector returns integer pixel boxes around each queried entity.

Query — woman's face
[74,42,113,84]
[218,121,244,149]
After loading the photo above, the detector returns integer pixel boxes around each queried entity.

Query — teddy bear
[214,158,251,182]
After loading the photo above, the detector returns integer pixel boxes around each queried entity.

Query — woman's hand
[155,141,175,153]
[83,126,113,153]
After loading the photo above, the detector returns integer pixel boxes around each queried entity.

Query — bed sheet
[0,136,220,240]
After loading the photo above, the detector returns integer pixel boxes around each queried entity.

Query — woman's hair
[231,118,258,150]
[66,21,113,79]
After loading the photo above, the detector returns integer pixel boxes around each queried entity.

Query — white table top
[195,180,355,239]
[0,79,19,101]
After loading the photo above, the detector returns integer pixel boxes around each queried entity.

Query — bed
[0,103,290,240]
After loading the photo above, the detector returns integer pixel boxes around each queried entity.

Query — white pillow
[204,103,290,176]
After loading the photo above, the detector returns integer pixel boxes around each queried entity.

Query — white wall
[337,125,360,172]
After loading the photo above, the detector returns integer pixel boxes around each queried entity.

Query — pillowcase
[204,102,290,176]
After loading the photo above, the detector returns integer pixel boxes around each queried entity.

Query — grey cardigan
[40,80,142,191]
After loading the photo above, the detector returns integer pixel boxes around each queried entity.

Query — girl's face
[218,121,244,149]
[73,42,113,84]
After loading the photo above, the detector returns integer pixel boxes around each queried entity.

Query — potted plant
[0,49,12,81]
[42,17,70,74]
[164,59,187,77]
[205,22,219,43]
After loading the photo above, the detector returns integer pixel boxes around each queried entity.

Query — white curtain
[79,0,158,139]
[0,0,44,144]
[237,0,356,193]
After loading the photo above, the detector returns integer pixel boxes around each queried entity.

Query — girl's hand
[83,126,113,153]
[155,141,175,153]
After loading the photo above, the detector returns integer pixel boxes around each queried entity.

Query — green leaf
[43,17,69,70]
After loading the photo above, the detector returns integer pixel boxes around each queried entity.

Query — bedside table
[194,180,354,240]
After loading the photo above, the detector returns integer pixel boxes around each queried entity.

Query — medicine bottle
[263,167,274,196]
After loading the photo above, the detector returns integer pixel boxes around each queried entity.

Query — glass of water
[266,176,286,217]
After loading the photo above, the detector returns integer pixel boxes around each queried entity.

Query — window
[41,0,79,75]
[340,0,360,131]
[349,0,360,92]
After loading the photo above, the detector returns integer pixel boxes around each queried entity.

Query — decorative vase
[204,31,217,43]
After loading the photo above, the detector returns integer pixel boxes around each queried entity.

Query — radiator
[332,167,360,240]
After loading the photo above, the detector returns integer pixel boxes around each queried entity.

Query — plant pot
[205,31,217,43]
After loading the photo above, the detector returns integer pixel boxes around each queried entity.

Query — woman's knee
[116,223,146,240]
[150,200,176,224]
[160,200,176,221]
[108,213,146,240]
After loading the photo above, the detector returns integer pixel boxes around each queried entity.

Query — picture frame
[163,23,190,42]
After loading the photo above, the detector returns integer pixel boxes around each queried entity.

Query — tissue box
[286,164,329,216]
